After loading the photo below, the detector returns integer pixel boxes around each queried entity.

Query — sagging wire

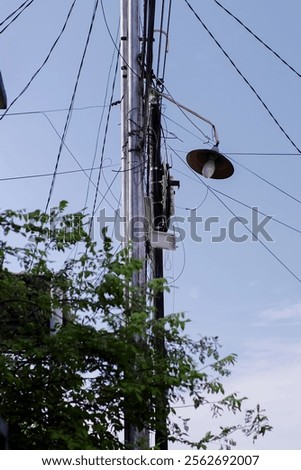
[184,0,301,154]
[0,0,35,35]
[212,0,301,79]
[0,0,78,121]
[171,146,301,285]
[45,0,100,212]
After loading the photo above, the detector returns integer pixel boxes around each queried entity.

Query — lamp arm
[155,91,219,146]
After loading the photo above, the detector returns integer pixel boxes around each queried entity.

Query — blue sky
[1,0,301,449]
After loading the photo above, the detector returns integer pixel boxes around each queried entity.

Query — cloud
[170,335,301,450]
[256,302,301,326]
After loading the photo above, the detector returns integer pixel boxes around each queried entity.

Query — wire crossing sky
[1,0,301,450]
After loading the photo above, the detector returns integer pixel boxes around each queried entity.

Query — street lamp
[186,145,234,179]
[155,91,234,180]
[0,70,7,109]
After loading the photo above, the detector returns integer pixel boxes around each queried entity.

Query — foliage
[0,203,272,449]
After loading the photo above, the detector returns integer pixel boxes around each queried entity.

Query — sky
[1,0,301,450]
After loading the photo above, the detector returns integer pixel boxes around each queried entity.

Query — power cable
[0,0,35,34]
[172,165,301,236]
[163,109,301,207]
[45,0,100,212]
[141,0,148,84]
[4,106,110,117]
[171,143,301,213]
[0,164,117,183]
[177,186,209,212]
[0,0,78,120]
[8,102,300,160]
[163,112,208,144]
[172,155,301,235]
[84,21,120,209]
[159,85,214,143]
[154,107,188,287]
[212,0,301,79]
[173,165,301,236]
[100,0,140,80]
[89,21,120,231]
[156,0,166,79]
[94,167,126,216]
[227,155,301,205]
[39,112,117,211]
[161,0,172,82]
[167,217,187,286]
[172,147,301,285]
[1,1,31,26]
[226,153,301,156]
[157,0,168,77]
[210,187,301,236]
[164,112,301,156]
[184,0,301,154]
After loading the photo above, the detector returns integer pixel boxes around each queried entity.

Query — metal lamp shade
[186,147,234,179]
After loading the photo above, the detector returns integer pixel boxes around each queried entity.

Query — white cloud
[255,302,301,326]
[170,336,301,450]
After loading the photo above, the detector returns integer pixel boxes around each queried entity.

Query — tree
[0,202,272,449]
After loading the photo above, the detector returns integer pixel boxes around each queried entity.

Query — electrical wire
[162,110,301,208]
[162,112,208,144]
[174,163,301,236]
[8,101,301,161]
[156,0,166,79]
[164,113,301,156]
[40,112,117,211]
[172,147,301,285]
[184,0,301,154]
[227,155,301,205]
[161,97,209,210]
[84,21,120,209]
[100,0,140,80]
[0,0,78,120]
[0,163,117,183]
[226,153,301,156]
[0,0,31,26]
[4,106,110,117]
[0,0,35,34]
[172,165,301,236]
[159,84,214,143]
[167,216,187,286]
[169,141,301,209]
[161,0,172,82]
[178,186,209,212]
[89,24,120,231]
[210,187,301,236]
[45,0,100,212]
[212,0,301,79]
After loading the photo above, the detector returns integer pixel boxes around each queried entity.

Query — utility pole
[148,91,168,450]
[145,2,178,448]
[121,0,178,449]
[120,0,148,449]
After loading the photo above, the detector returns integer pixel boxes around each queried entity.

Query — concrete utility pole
[121,0,145,265]
[120,0,148,448]
[120,0,178,449]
